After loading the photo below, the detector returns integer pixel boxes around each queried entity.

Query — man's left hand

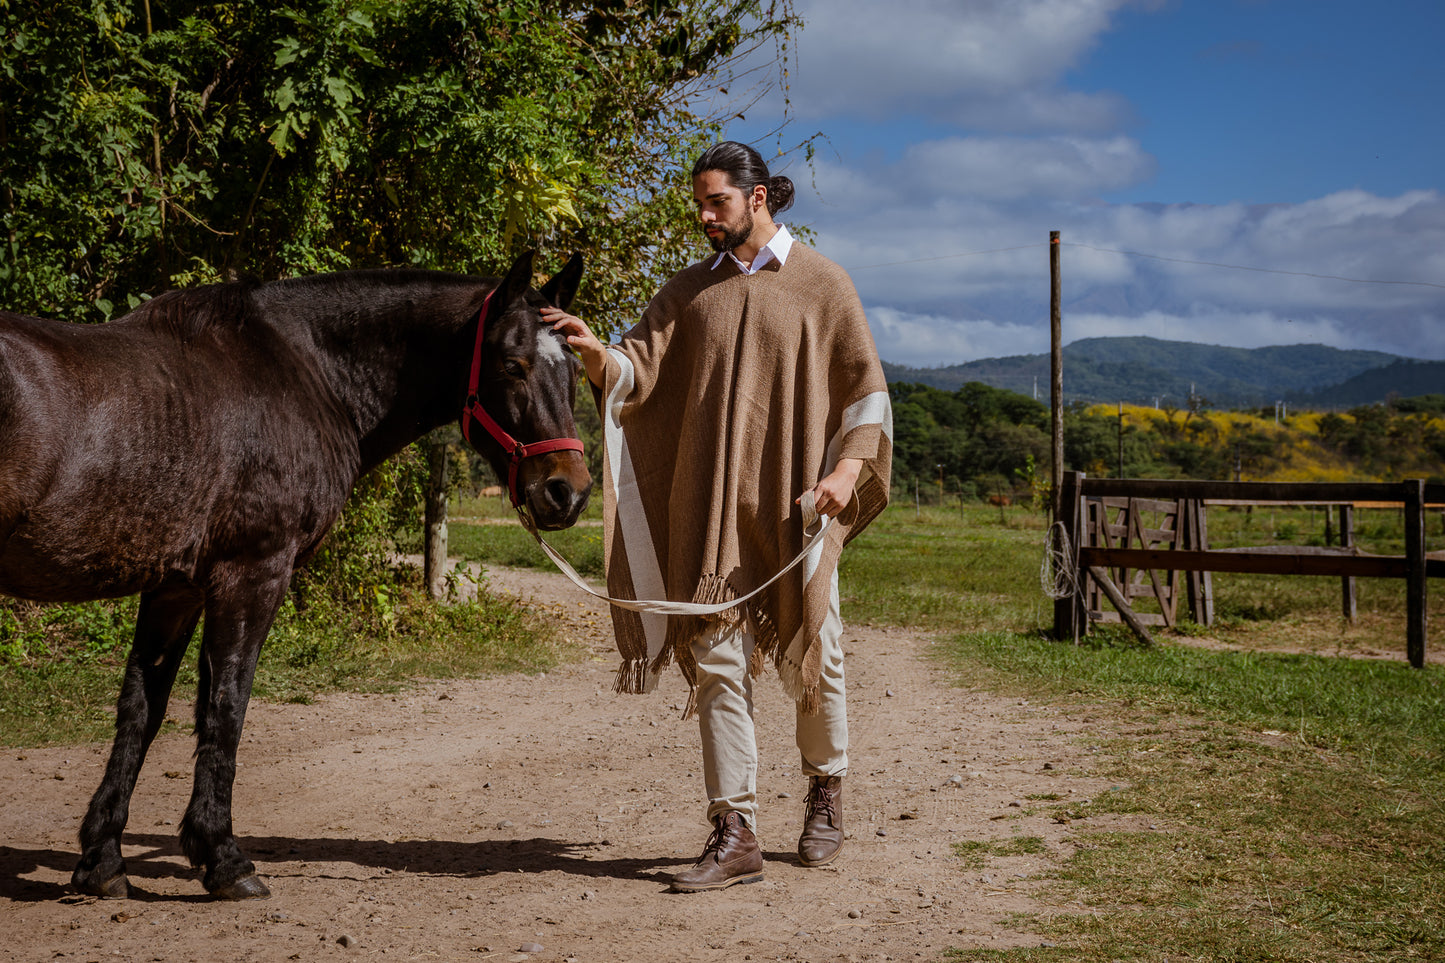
[804,458,863,518]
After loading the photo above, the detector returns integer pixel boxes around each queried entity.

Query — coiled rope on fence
[1040,521,1078,601]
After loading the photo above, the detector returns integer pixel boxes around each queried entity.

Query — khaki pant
[690,570,847,832]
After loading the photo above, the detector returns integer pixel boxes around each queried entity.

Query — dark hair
[691,141,795,217]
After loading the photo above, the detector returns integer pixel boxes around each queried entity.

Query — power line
[1064,242,1445,290]
[1069,244,1445,289]
[847,244,1045,271]
[842,240,1445,291]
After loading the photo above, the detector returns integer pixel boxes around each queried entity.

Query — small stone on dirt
[496,819,514,829]
[336,934,356,948]
[518,942,544,953]
[847,909,862,919]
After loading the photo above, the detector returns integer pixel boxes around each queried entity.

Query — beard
[704,217,754,253]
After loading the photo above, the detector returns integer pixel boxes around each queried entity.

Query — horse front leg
[180,562,291,900]
[72,583,204,898]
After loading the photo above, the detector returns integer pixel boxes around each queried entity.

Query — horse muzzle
[520,451,592,531]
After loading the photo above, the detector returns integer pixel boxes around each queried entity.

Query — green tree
[1,0,799,326]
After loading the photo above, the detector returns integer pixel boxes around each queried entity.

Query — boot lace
[804,779,837,823]
[695,815,735,862]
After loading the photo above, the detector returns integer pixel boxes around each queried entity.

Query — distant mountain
[1293,359,1445,408]
[881,337,1418,408]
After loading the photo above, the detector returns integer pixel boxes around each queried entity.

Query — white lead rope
[516,491,832,616]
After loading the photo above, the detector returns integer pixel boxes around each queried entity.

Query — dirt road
[2,564,1120,962]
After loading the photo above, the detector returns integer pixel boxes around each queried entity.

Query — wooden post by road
[424,442,450,600]
[1050,231,1063,524]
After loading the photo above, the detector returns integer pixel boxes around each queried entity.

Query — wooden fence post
[1340,503,1357,622]
[424,442,450,600]
[1404,479,1427,668]
[1053,470,1084,642]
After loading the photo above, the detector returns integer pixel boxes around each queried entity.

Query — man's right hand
[541,307,607,389]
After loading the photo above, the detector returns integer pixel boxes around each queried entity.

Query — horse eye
[503,358,527,378]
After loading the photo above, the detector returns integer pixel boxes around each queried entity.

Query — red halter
[460,288,584,510]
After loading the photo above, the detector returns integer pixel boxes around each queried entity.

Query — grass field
[840,501,1444,962]
[4,491,1441,960]
[451,494,1445,961]
[0,568,571,747]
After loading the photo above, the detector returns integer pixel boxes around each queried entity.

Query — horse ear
[539,252,584,311]
[499,250,537,303]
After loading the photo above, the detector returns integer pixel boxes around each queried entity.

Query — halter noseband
[461,288,584,510]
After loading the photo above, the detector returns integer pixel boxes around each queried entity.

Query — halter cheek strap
[461,288,585,510]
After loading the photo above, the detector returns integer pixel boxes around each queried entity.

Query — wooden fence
[1052,472,1445,668]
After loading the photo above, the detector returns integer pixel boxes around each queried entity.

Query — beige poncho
[597,242,893,714]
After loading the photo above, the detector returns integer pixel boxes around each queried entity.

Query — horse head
[464,251,592,530]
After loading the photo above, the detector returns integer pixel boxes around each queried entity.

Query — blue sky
[712,0,1445,368]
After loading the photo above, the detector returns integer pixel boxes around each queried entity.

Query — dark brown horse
[0,250,591,900]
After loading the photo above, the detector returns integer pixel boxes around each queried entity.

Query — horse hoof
[212,874,271,900]
[73,873,131,900]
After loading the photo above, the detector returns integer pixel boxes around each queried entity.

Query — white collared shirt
[710,223,794,275]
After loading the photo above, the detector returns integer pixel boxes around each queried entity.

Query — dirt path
[1,563,1121,963]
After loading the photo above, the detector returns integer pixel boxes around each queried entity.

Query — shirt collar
[711,223,794,275]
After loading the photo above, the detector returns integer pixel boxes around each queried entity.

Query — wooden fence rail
[1053,473,1444,668]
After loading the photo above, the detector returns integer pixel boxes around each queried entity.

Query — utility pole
[1049,231,1063,522]
[1117,400,1124,478]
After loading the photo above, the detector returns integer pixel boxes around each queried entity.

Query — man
[544,141,892,892]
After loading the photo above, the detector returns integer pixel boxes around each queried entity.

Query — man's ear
[752,183,769,215]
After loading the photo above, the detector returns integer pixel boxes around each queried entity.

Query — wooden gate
[1082,495,1210,628]
[1054,473,1441,667]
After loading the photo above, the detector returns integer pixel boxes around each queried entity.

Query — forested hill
[1295,359,1445,407]
[880,336,1438,408]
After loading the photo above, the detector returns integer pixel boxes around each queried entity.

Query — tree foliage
[1,0,798,326]
[889,381,1050,500]
[888,382,1445,505]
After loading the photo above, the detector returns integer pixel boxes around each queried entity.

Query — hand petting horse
[0,250,590,900]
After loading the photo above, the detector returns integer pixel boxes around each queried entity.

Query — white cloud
[1063,309,1362,353]
[896,136,1156,200]
[1086,189,1445,315]
[866,307,1049,368]
[799,163,1445,364]
[785,0,1139,130]
[869,304,1445,369]
[720,2,1445,367]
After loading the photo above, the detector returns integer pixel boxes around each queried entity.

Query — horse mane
[269,268,491,307]
[126,269,494,343]
[125,280,262,341]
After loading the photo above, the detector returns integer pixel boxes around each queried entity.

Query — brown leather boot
[670,811,764,893]
[798,775,844,867]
